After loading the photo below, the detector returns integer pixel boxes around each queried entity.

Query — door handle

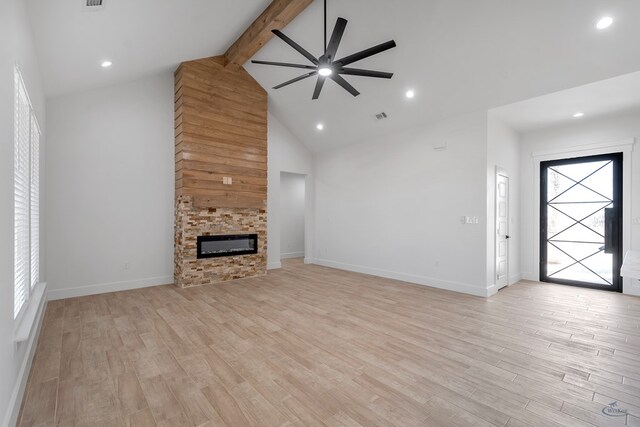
[604,207,617,254]
[506,235,510,239]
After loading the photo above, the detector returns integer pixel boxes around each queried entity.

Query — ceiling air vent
[375,112,388,121]
[82,0,105,11]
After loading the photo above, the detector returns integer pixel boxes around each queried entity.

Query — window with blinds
[14,67,40,319]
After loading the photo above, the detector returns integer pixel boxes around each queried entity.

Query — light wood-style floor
[18,259,640,426]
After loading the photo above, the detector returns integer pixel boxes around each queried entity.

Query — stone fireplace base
[174,195,267,288]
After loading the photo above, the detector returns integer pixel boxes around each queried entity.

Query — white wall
[279,172,306,259]
[519,108,640,296]
[486,114,521,290]
[313,111,491,296]
[0,1,47,425]
[45,73,175,300]
[267,111,314,269]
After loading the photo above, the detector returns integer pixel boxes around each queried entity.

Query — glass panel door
[540,153,622,291]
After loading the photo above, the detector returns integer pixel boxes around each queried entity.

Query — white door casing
[496,171,509,289]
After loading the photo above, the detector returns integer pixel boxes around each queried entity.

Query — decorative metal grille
[545,160,614,286]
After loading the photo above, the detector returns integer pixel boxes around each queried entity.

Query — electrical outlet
[124,261,129,270]
[634,217,640,225]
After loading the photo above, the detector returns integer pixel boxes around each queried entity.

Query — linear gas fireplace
[197,234,258,259]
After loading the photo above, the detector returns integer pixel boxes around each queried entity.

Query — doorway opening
[280,172,306,262]
[540,153,623,292]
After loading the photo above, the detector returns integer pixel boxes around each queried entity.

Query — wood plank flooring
[18,259,640,426]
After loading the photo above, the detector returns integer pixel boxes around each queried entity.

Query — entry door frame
[529,138,635,293]
[495,169,510,290]
[539,152,623,291]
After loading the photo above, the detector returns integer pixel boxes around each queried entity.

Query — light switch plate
[461,216,477,224]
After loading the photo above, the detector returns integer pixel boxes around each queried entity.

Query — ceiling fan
[251,0,396,100]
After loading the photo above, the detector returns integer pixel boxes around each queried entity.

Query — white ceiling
[491,70,640,133]
[26,0,271,97]
[27,1,640,151]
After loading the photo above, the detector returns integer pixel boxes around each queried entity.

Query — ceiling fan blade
[325,17,348,61]
[329,73,360,97]
[272,30,319,65]
[252,60,317,70]
[339,68,394,79]
[273,71,317,90]
[334,40,397,67]
[312,76,326,100]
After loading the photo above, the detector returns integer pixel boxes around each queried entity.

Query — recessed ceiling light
[596,16,614,30]
[573,112,585,118]
[101,60,112,68]
[318,67,332,77]
[316,123,324,130]
[405,90,415,99]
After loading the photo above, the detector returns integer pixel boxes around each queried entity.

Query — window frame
[14,66,41,322]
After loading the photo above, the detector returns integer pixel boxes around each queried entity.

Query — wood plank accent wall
[175,56,268,209]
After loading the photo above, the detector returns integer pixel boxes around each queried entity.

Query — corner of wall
[486,112,522,291]
[267,112,315,269]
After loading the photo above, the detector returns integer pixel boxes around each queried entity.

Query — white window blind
[30,115,40,290]
[14,67,40,319]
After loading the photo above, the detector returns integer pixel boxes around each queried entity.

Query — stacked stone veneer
[174,195,267,288]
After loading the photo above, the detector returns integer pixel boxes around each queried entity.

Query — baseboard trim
[486,284,498,297]
[311,258,490,297]
[267,262,282,270]
[3,293,48,427]
[509,273,523,285]
[521,272,537,281]
[47,275,173,301]
[303,258,313,265]
[280,252,304,260]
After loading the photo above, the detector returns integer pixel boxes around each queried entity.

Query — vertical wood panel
[174,56,267,209]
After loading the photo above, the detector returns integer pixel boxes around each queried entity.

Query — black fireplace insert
[197,234,258,259]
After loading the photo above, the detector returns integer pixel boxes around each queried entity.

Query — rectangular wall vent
[375,112,388,121]
[82,0,104,11]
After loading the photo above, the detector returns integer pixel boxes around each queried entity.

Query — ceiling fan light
[318,67,333,77]
[596,16,614,30]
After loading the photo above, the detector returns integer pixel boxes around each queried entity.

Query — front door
[540,153,623,292]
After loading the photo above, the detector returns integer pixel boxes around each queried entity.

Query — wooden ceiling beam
[224,0,314,68]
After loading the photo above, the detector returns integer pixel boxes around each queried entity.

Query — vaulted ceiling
[26,0,271,96]
[27,0,640,151]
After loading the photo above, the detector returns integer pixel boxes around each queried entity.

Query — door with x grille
[540,153,622,292]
